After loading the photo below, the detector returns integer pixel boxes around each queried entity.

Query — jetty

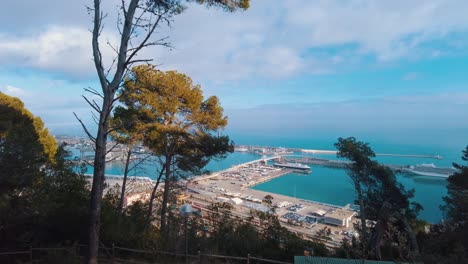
[235,146,456,178]
[236,145,444,160]
[281,156,457,178]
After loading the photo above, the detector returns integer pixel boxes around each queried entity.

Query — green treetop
[443,145,468,225]
[0,92,57,192]
[119,65,233,231]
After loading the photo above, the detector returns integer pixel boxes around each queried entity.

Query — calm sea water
[81,135,465,224]
[251,167,448,223]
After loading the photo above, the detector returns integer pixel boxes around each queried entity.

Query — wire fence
[0,244,293,264]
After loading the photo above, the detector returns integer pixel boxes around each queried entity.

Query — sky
[0,0,467,150]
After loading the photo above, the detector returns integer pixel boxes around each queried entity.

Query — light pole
[179,204,193,264]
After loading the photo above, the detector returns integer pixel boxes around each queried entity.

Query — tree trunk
[370,201,391,260]
[400,215,420,258]
[87,93,114,264]
[160,157,172,233]
[88,0,140,261]
[144,166,166,230]
[118,147,133,214]
[355,182,368,260]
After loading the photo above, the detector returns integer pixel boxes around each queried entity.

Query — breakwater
[282,156,457,178]
[236,145,443,160]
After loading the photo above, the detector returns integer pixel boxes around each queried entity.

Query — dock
[282,157,457,178]
[236,145,444,160]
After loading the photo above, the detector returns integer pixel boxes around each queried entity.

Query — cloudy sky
[1,0,467,148]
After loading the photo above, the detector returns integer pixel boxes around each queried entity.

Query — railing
[0,244,293,264]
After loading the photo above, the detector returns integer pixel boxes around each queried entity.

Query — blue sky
[0,0,467,149]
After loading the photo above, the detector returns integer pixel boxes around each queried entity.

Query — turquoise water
[251,167,448,223]
[82,135,465,224]
[85,151,261,177]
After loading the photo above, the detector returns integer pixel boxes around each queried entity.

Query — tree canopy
[119,65,233,232]
[0,92,57,193]
[335,137,420,261]
[120,65,232,169]
[443,146,468,224]
[84,1,249,261]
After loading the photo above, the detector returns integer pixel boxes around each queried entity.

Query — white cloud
[1,0,468,82]
[0,84,28,97]
[297,0,468,59]
[0,26,119,79]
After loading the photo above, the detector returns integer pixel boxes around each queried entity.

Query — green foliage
[0,144,89,248]
[99,187,162,250]
[194,199,327,261]
[335,137,421,261]
[192,0,250,12]
[418,223,468,264]
[110,105,145,146]
[0,92,57,193]
[175,134,234,174]
[419,145,468,263]
[335,137,375,166]
[442,145,468,224]
[119,65,234,231]
[120,65,233,175]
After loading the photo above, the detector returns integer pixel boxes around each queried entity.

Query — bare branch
[83,95,102,113]
[110,0,139,90]
[127,58,154,65]
[121,0,127,18]
[92,0,109,90]
[125,13,165,66]
[84,87,104,99]
[128,153,153,172]
[106,141,120,155]
[129,3,150,37]
[84,159,94,167]
[102,102,115,127]
[112,92,126,104]
[105,56,118,78]
[74,112,96,143]
[91,111,100,125]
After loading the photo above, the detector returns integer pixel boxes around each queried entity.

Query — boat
[403,163,457,178]
[274,162,311,172]
[235,147,249,152]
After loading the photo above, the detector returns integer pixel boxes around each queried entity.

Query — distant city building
[323,208,355,228]
[230,197,243,205]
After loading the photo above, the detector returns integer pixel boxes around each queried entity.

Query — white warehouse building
[323,208,356,228]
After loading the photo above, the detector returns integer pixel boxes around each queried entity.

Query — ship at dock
[402,163,457,178]
[274,162,311,172]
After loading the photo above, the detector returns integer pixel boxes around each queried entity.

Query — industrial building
[323,208,356,228]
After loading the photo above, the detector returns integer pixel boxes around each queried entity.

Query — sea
[81,134,466,224]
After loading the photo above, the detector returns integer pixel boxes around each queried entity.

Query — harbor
[65,136,456,179]
[186,160,360,247]
[181,147,455,242]
[235,145,444,160]
[235,145,457,178]
[68,137,453,224]
[281,156,457,178]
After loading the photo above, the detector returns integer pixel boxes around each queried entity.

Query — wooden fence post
[73,243,78,259]
[29,246,33,264]
[111,243,115,264]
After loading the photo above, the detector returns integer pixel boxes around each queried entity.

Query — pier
[235,145,455,178]
[236,145,444,160]
[282,156,457,178]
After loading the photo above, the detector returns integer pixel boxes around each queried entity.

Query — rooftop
[325,208,356,220]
